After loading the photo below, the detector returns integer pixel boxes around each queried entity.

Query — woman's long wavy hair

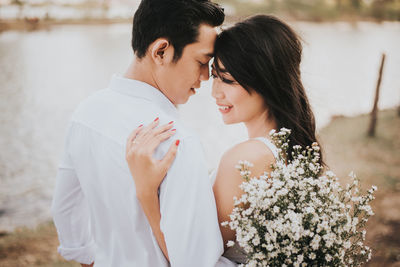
[214,15,324,165]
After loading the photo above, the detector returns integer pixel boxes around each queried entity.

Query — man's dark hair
[131,0,224,61]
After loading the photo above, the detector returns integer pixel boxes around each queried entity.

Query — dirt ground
[320,109,400,267]
[0,108,399,266]
[0,222,79,266]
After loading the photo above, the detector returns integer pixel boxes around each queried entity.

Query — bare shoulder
[213,139,277,245]
[218,139,276,179]
[221,139,276,168]
[214,139,278,246]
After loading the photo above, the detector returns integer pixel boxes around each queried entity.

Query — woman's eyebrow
[217,68,228,73]
[211,62,228,73]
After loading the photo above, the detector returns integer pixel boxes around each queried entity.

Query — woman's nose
[211,79,224,99]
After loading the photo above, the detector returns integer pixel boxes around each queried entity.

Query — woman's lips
[218,105,233,114]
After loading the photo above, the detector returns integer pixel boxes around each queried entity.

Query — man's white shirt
[51,75,236,266]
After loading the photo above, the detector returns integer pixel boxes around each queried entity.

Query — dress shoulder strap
[252,137,279,160]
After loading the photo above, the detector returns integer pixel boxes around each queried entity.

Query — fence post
[367,53,386,137]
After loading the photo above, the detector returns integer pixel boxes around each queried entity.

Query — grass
[0,108,399,266]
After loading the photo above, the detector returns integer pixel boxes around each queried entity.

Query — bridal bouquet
[223,128,376,267]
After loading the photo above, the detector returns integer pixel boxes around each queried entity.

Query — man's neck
[124,57,159,90]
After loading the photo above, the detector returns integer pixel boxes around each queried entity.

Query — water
[0,22,399,231]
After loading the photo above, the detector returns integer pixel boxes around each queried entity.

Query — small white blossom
[273,206,280,214]
[227,240,235,247]
[326,254,332,262]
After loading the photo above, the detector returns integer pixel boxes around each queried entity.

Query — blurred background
[0,0,399,266]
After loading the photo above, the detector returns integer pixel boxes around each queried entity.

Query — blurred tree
[371,0,400,20]
[351,0,361,9]
[44,0,52,20]
[336,0,342,10]
[12,0,25,20]
[102,0,110,18]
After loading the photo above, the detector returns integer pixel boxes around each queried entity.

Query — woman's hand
[125,118,177,261]
[125,118,179,198]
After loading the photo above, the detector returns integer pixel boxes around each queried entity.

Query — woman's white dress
[211,137,279,264]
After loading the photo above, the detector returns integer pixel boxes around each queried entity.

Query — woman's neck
[244,111,277,139]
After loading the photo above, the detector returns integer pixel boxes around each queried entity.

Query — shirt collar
[109,74,179,119]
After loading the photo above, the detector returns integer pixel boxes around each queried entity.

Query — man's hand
[81,263,94,267]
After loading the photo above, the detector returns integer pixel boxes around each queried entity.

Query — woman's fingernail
[171,129,176,132]
[175,140,180,146]
[138,124,143,128]
[154,117,159,122]
[168,121,174,124]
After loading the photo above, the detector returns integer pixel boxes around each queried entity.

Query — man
[51,0,236,266]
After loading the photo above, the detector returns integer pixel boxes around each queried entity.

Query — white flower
[326,170,335,178]
[304,206,315,214]
[297,254,304,263]
[226,240,235,247]
[311,234,321,250]
[325,254,332,262]
[252,236,260,246]
[273,206,280,214]
[267,244,275,251]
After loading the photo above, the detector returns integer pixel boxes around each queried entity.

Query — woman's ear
[150,38,171,65]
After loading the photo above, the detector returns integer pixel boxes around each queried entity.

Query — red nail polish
[171,129,176,132]
[138,124,143,128]
[168,121,174,124]
[154,117,159,122]
[175,140,180,146]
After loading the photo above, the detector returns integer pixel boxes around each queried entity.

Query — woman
[126,15,323,264]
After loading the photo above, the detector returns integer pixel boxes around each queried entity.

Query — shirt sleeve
[51,123,95,264]
[158,136,230,267]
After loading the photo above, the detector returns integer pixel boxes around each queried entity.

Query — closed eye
[198,61,209,66]
[211,72,236,85]
[221,77,235,84]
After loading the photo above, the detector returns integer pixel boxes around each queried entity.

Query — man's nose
[199,64,210,81]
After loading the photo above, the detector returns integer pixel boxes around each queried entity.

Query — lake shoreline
[0,16,395,33]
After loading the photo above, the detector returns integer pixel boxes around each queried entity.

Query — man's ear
[150,38,172,65]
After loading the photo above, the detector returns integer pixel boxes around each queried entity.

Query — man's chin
[174,96,191,105]
[177,91,197,104]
